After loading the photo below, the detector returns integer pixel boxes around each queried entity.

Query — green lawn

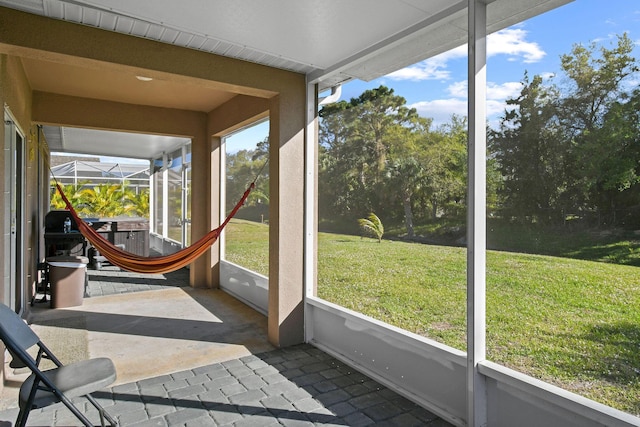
[224,219,270,274]
[224,219,640,415]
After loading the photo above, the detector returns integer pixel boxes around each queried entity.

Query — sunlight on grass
[317,233,467,345]
[224,219,269,275]
[224,220,640,415]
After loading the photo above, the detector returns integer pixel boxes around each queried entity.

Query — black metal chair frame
[30,262,50,306]
[0,303,118,426]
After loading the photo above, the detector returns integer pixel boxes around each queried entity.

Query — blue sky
[227,0,640,152]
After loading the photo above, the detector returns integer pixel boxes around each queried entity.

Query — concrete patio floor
[0,266,452,426]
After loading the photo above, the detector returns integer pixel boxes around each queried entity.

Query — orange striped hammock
[56,182,254,274]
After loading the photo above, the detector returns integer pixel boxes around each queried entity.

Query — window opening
[222,121,269,276]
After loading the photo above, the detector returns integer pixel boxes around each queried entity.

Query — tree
[319,86,423,224]
[50,182,88,211]
[559,34,640,225]
[130,189,150,218]
[489,73,566,224]
[51,181,151,218]
[226,141,269,213]
[559,34,638,134]
[79,183,137,218]
[579,88,640,226]
[347,86,420,178]
[489,34,640,227]
[425,115,468,221]
[319,100,366,219]
[384,157,427,238]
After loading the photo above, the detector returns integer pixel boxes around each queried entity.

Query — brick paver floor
[0,266,453,426]
[86,265,190,297]
[0,344,452,426]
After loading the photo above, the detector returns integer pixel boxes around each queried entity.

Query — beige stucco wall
[4,55,31,124]
[1,54,40,314]
[0,53,44,391]
[0,7,309,348]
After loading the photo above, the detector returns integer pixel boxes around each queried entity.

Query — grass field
[224,218,640,415]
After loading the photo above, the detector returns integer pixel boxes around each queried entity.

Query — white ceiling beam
[307,1,466,85]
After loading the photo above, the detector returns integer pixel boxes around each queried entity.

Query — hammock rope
[55,169,262,274]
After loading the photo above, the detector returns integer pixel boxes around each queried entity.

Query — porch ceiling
[0,0,571,159]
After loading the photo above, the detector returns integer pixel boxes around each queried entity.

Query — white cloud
[487,81,522,100]
[409,99,468,125]
[389,26,543,125]
[386,59,451,81]
[487,28,545,63]
[622,76,640,92]
[409,80,523,126]
[447,81,467,98]
[387,45,467,82]
[487,99,511,118]
[409,97,511,127]
[387,27,544,82]
[445,80,522,102]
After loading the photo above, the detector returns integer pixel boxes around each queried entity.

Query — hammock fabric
[56,182,254,274]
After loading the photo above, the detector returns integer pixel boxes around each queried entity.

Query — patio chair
[0,303,118,426]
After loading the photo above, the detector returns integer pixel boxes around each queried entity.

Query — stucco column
[209,135,223,287]
[189,127,215,288]
[268,86,306,347]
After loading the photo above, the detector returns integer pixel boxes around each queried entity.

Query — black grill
[44,210,87,257]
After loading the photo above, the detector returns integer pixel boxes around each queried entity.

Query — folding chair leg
[15,406,30,427]
[16,377,40,427]
[15,390,117,427]
[86,393,118,426]
[58,393,95,427]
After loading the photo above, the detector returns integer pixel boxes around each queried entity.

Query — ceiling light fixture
[135,75,153,82]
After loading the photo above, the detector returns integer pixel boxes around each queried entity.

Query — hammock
[55,182,254,274]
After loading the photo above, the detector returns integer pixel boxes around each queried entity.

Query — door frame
[4,107,26,314]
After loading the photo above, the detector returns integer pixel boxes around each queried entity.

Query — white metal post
[181,145,188,248]
[162,153,169,239]
[303,82,318,341]
[148,158,155,234]
[467,0,488,426]
[219,138,227,260]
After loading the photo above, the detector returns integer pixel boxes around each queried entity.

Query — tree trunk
[431,196,438,220]
[403,196,414,238]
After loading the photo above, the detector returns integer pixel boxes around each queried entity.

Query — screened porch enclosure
[150,143,193,254]
[50,158,150,193]
[48,137,194,255]
[1,1,639,426]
